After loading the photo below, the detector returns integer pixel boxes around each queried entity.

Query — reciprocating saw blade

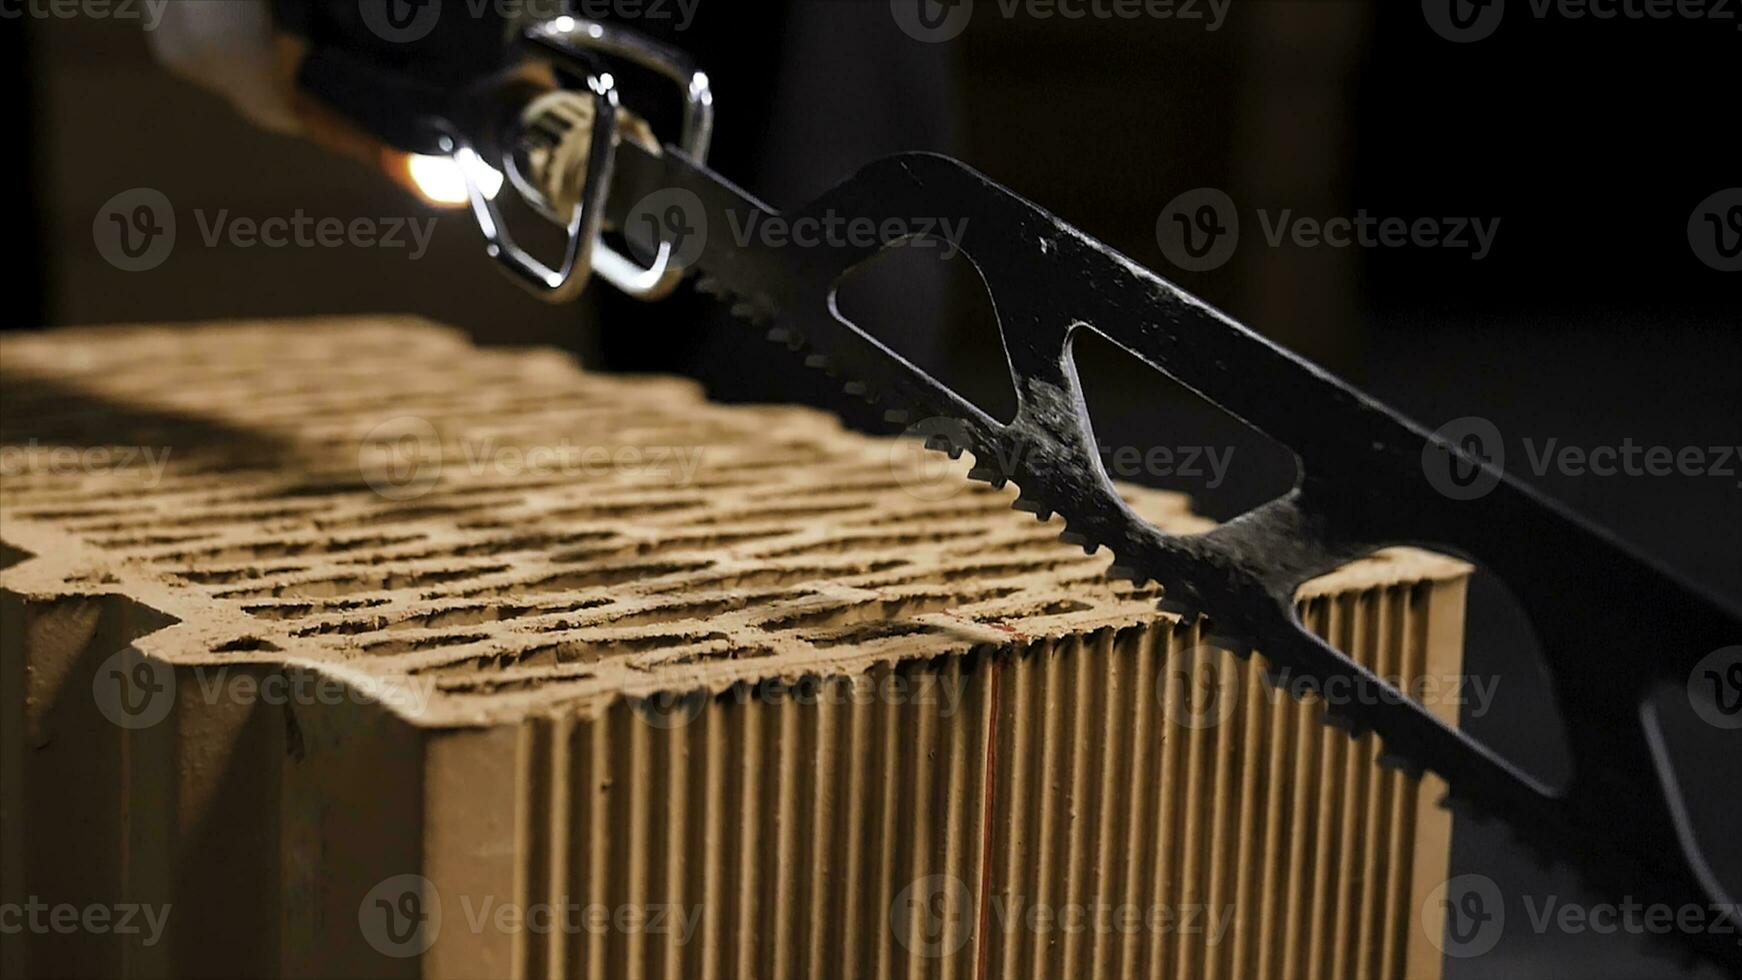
[600,139,1742,977]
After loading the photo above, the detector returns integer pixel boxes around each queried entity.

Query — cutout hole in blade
[831,239,1019,426]
[1454,564,1574,793]
[1067,326,1300,522]
[1291,556,1574,797]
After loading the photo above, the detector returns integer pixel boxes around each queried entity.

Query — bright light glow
[408,153,503,206]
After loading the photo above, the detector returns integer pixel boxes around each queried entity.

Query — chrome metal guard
[455,15,715,304]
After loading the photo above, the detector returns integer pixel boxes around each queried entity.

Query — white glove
[146,0,301,135]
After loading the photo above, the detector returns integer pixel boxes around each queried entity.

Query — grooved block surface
[0,317,1468,979]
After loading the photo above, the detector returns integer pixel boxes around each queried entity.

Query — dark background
[5,1,1738,976]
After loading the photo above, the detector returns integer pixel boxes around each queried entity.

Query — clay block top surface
[0,317,1468,726]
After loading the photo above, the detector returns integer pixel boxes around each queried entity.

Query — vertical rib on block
[0,318,1468,979]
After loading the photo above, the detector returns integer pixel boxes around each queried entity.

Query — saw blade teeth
[1157,595,1197,618]
[1157,602,1202,627]
[1012,497,1052,521]
[922,434,964,459]
[1437,791,1490,823]
[1058,529,1098,554]
[967,465,1007,488]
[1322,709,1365,739]
[1374,751,1424,779]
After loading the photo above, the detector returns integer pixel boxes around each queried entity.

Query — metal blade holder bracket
[444,15,714,303]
